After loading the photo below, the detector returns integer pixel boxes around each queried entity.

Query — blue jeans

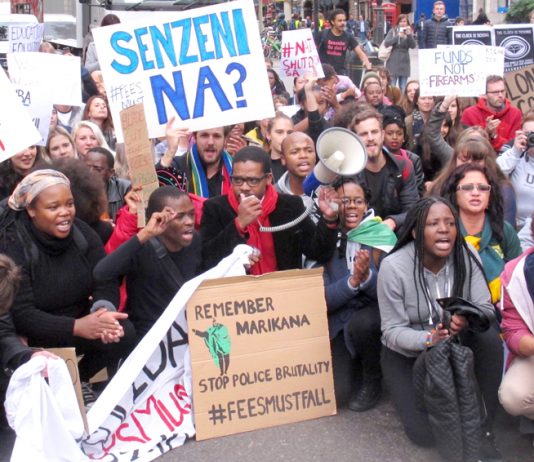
[392,75,408,92]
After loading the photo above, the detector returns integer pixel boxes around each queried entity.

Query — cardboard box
[187,268,336,440]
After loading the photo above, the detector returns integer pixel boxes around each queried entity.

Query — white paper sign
[8,23,44,52]
[0,68,41,161]
[12,86,52,146]
[7,52,82,106]
[280,29,324,78]
[419,46,504,97]
[93,0,274,142]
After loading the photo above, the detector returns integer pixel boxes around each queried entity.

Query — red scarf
[228,184,279,275]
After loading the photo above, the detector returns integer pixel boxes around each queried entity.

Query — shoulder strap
[72,224,89,255]
[148,237,186,287]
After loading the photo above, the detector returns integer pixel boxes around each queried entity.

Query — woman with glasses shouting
[441,163,521,306]
[323,178,396,413]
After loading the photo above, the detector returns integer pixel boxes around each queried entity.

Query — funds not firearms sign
[187,268,336,440]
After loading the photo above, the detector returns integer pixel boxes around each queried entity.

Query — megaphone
[303,127,368,196]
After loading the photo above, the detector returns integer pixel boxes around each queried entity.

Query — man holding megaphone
[200,147,339,274]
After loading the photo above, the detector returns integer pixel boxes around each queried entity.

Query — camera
[399,27,407,33]
[527,131,534,149]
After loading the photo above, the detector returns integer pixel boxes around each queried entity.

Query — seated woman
[499,216,534,429]
[323,178,396,412]
[0,145,41,200]
[72,120,112,159]
[82,94,116,150]
[44,127,76,161]
[378,197,503,459]
[441,164,522,305]
[94,186,201,342]
[427,135,517,226]
[0,170,135,403]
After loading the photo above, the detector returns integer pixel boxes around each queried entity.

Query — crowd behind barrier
[1,2,534,461]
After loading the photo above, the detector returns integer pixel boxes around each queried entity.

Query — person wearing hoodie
[275,131,315,212]
[461,75,522,153]
[421,1,451,49]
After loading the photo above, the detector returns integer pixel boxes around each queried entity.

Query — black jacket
[355,149,419,229]
[200,193,337,271]
[413,338,482,461]
[421,15,451,49]
[0,312,31,374]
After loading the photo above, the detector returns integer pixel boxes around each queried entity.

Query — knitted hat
[361,72,381,89]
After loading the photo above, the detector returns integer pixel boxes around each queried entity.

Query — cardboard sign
[280,29,324,78]
[419,46,504,97]
[451,26,492,46]
[0,68,41,161]
[8,23,44,52]
[7,52,82,106]
[505,65,534,113]
[93,0,275,142]
[46,347,88,433]
[120,103,159,227]
[187,268,336,441]
[81,245,252,461]
[494,25,534,73]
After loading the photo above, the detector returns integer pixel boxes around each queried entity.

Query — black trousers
[381,324,503,446]
[345,302,382,380]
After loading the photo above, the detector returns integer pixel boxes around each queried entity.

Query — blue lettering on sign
[150,24,176,68]
[110,31,139,74]
[108,8,249,74]
[151,72,190,124]
[194,66,232,118]
[135,27,154,70]
[193,16,214,61]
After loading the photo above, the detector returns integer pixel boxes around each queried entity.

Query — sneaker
[478,430,503,462]
[81,381,96,410]
[348,379,381,412]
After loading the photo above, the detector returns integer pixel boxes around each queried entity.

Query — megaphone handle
[259,199,315,233]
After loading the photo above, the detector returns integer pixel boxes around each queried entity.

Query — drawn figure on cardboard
[193,319,231,375]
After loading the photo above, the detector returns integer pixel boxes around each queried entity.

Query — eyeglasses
[340,197,366,206]
[456,183,492,193]
[486,89,506,95]
[230,175,267,186]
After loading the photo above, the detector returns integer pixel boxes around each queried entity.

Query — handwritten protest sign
[9,23,44,52]
[187,268,336,440]
[0,68,40,161]
[12,86,52,146]
[7,52,82,106]
[120,103,159,227]
[451,26,492,46]
[280,29,324,78]
[80,245,252,461]
[419,46,504,97]
[505,65,534,113]
[494,25,534,73]
[94,0,274,142]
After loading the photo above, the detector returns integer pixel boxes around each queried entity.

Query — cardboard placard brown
[187,268,336,441]
[46,347,88,433]
[120,103,159,227]
[505,65,534,113]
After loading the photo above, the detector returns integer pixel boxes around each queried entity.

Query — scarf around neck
[189,144,233,198]
[228,184,279,275]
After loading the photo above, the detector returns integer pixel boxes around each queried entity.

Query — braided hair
[392,197,482,328]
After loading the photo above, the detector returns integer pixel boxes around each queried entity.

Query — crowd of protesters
[1,2,534,461]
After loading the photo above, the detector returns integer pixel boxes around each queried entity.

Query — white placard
[279,29,324,78]
[0,68,41,161]
[93,0,275,142]
[7,52,82,106]
[12,86,52,146]
[8,23,45,52]
[419,46,504,97]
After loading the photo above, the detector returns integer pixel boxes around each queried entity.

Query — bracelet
[425,329,435,348]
